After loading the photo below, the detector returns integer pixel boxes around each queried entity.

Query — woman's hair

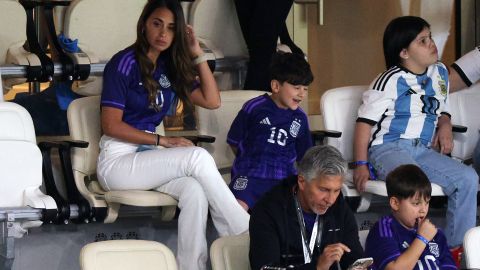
[383,16,430,69]
[386,164,432,200]
[133,0,195,109]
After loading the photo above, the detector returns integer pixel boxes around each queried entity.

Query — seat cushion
[105,190,177,207]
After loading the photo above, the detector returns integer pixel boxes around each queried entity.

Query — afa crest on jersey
[233,177,248,190]
[290,119,301,138]
[159,74,171,89]
[428,242,440,257]
[438,78,447,97]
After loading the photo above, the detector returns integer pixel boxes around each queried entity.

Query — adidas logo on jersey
[259,117,271,125]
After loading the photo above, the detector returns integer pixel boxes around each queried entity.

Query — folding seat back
[463,226,480,269]
[68,96,101,185]
[0,0,26,65]
[190,0,246,58]
[196,90,268,183]
[0,102,41,207]
[210,234,251,270]
[68,96,177,223]
[189,0,248,89]
[449,83,480,163]
[0,100,57,227]
[80,240,177,270]
[64,0,145,62]
[320,86,369,211]
[321,85,366,162]
[63,0,147,96]
[0,0,37,94]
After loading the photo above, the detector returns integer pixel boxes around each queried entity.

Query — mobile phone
[347,257,373,270]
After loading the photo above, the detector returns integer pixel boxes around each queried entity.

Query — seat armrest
[452,124,467,133]
[39,140,92,223]
[37,140,70,224]
[63,139,89,148]
[38,140,65,150]
[184,135,216,145]
[435,124,467,134]
[311,129,342,145]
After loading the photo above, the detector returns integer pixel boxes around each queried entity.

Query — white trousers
[97,135,250,270]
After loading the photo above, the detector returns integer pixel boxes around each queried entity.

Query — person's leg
[279,22,303,55]
[239,0,293,90]
[473,136,480,175]
[233,0,254,44]
[368,139,419,180]
[155,177,208,270]
[180,147,250,236]
[98,142,249,236]
[229,175,256,211]
[415,146,478,247]
[229,176,282,210]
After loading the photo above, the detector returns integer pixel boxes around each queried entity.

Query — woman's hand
[160,136,194,148]
[185,25,203,58]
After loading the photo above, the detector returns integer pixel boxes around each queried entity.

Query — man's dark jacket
[249,176,364,270]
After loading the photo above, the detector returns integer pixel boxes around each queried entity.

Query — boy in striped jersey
[365,164,457,270]
[353,16,477,249]
[227,52,313,211]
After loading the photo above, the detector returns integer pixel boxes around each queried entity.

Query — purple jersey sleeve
[101,51,134,110]
[365,217,401,270]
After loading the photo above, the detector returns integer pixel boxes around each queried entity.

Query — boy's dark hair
[383,16,430,69]
[269,52,314,86]
[386,164,432,200]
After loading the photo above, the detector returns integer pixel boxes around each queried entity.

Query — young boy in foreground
[365,164,457,270]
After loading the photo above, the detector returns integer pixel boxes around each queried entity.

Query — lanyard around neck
[293,187,323,264]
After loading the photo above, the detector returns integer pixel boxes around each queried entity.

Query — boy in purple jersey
[366,164,457,270]
[227,52,314,210]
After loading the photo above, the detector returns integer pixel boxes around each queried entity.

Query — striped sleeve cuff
[451,46,480,87]
[356,117,377,126]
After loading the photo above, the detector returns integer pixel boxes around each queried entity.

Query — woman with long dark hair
[97,1,249,269]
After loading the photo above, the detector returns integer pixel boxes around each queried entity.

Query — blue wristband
[354,161,377,180]
[354,160,369,166]
[416,234,429,245]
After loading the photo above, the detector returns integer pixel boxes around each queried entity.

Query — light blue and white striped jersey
[357,62,450,147]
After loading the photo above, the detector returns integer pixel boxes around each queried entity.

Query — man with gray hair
[249,145,365,270]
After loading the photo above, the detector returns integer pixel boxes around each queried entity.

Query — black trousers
[234,0,299,91]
